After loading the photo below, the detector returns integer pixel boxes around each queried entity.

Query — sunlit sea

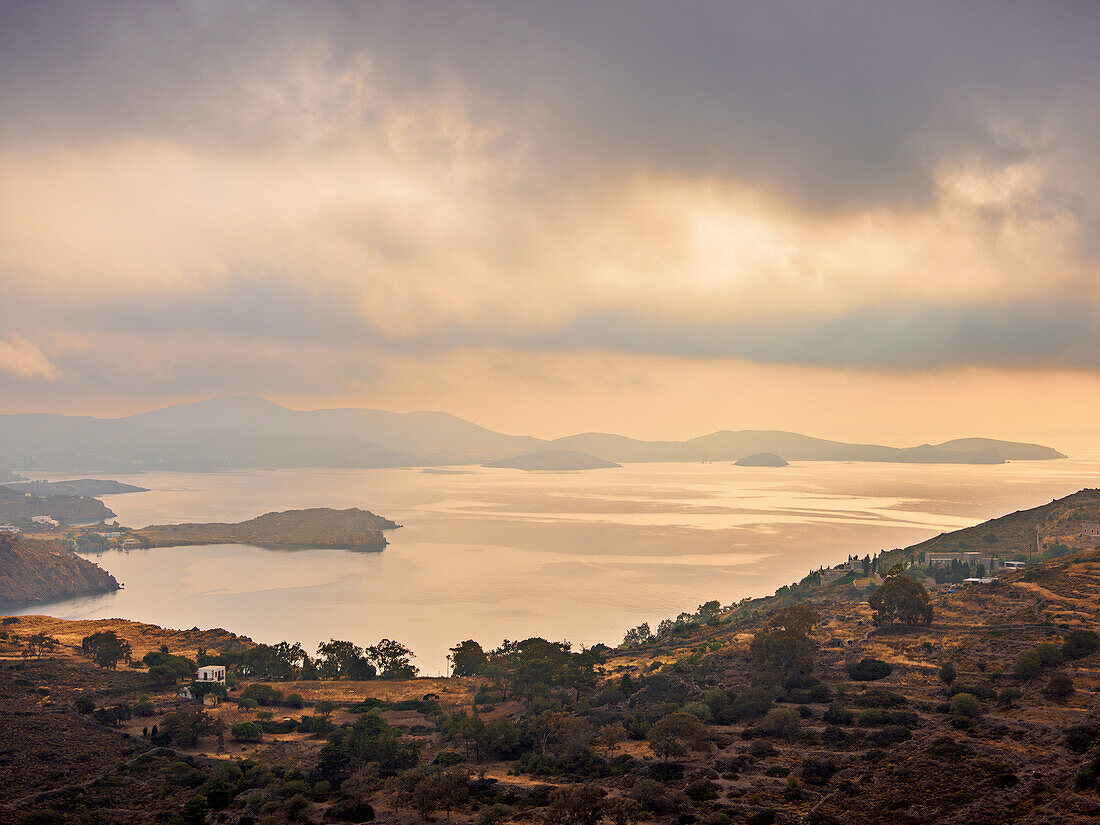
[10,454,1099,674]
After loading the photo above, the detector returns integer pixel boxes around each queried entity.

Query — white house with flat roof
[196,665,226,684]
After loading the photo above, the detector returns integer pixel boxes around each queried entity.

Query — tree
[647,712,710,760]
[23,633,59,658]
[74,694,96,715]
[367,639,419,679]
[230,721,263,742]
[597,722,627,754]
[750,605,821,679]
[868,573,933,626]
[939,661,957,686]
[81,631,132,669]
[448,640,488,676]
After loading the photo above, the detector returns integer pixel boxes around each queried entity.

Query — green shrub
[238,698,259,710]
[685,779,719,801]
[950,693,981,718]
[760,708,800,738]
[285,693,305,709]
[1035,643,1062,667]
[1014,649,1043,680]
[823,703,853,725]
[1062,630,1099,660]
[997,686,1021,708]
[939,662,956,685]
[74,694,95,715]
[241,684,283,706]
[1043,672,1074,700]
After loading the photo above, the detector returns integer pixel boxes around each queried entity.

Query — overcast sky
[1,1,1099,443]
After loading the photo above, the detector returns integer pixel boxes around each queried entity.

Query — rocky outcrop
[0,535,120,604]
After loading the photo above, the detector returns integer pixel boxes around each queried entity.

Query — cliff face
[135,507,399,551]
[0,535,120,604]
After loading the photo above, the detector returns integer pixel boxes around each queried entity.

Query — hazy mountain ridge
[0,395,1065,471]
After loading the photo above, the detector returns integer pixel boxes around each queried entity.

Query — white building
[0,524,20,534]
[31,515,59,526]
[196,665,226,684]
[1002,560,1027,570]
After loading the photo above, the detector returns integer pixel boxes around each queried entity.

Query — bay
[13,457,1099,674]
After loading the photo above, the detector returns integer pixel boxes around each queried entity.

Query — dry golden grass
[2,614,249,661]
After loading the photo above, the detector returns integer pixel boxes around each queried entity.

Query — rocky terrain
[134,507,400,550]
[0,535,119,603]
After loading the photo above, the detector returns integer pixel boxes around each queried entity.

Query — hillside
[134,507,400,550]
[0,535,119,603]
[0,486,114,523]
[484,449,622,470]
[891,488,1100,564]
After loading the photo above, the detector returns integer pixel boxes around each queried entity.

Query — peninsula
[133,507,400,551]
[5,479,148,496]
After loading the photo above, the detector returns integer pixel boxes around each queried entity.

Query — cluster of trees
[217,637,419,681]
[448,637,601,701]
[620,600,724,648]
[144,645,197,683]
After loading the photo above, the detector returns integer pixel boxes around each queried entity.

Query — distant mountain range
[0,395,1067,472]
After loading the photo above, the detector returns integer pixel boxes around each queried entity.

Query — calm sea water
[12,457,1099,674]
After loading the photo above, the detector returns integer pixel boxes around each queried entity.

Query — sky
[1,1,1099,444]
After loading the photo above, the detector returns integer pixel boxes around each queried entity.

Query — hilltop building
[196,665,226,684]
